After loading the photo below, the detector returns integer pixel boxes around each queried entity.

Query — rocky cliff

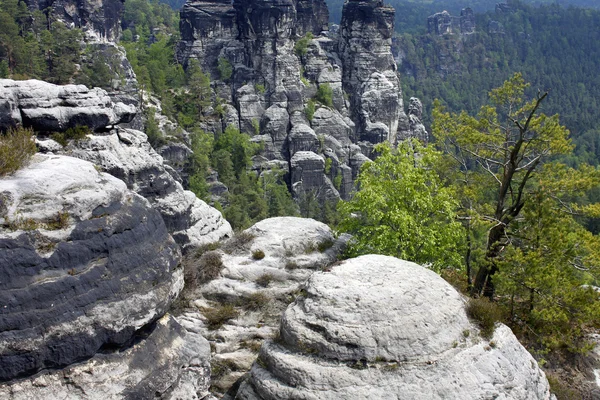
[0,79,232,397]
[177,0,426,201]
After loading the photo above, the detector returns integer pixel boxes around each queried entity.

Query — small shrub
[285,260,299,270]
[317,238,334,252]
[466,297,505,339]
[46,211,69,230]
[211,358,238,379]
[252,249,265,260]
[243,291,270,311]
[183,250,224,291]
[6,215,39,231]
[240,340,262,353]
[202,303,239,330]
[294,32,313,57]
[316,83,333,107]
[305,99,316,122]
[304,241,317,253]
[217,57,233,81]
[255,83,266,94]
[256,273,274,288]
[251,118,260,135]
[0,127,37,176]
[300,76,309,86]
[51,125,92,147]
[333,173,343,190]
[223,231,255,254]
[193,242,221,259]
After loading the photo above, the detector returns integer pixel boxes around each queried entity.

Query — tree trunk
[471,223,505,298]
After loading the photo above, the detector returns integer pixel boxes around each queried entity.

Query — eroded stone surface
[236,255,553,400]
[0,155,181,381]
[0,79,135,132]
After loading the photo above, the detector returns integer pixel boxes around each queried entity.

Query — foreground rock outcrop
[0,315,212,400]
[64,127,233,252]
[0,155,181,381]
[176,217,346,397]
[236,255,553,399]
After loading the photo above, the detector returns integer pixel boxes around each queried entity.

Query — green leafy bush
[305,99,316,122]
[294,32,313,57]
[466,297,505,339]
[0,127,37,176]
[316,83,333,107]
[51,125,92,147]
[218,57,233,81]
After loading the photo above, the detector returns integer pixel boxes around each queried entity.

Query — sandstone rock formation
[23,0,123,41]
[64,127,233,252]
[0,79,136,132]
[176,217,346,397]
[0,154,181,381]
[427,8,476,36]
[0,315,212,400]
[177,0,426,201]
[236,255,553,399]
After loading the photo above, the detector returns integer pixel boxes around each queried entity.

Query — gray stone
[0,315,212,400]
[67,128,232,253]
[0,154,181,381]
[236,255,554,399]
[0,79,135,132]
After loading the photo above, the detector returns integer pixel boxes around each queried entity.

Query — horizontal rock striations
[236,255,553,399]
[0,155,182,381]
[0,79,136,132]
[65,127,233,252]
[0,315,212,400]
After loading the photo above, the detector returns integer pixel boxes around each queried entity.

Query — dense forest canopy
[326,0,600,32]
[396,1,600,167]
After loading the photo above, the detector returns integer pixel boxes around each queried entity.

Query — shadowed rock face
[23,0,124,41]
[235,255,553,399]
[0,155,181,382]
[0,315,212,400]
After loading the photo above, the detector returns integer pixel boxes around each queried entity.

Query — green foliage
[0,0,82,83]
[294,32,313,57]
[466,297,505,339]
[217,57,233,82]
[144,108,165,148]
[316,83,333,108]
[254,83,265,94]
[186,59,212,115]
[338,140,465,272]
[0,127,36,176]
[51,125,91,147]
[436,75,600,353]
[201,303,239,330]
[398,2,600,167]
[305,99,316,122]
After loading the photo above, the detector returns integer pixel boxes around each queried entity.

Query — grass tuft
[0,127,37,176]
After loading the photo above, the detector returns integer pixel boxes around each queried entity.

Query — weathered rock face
[62,127,233,252]
[24,0,123,41]
[0,315,212,400]
[339,0,408,145]
[176,217,346,397]
[0,154,181,381]
[236,255,553,399]
[177,0,425,202]
[427,8,475,36]
[0,79,136,132]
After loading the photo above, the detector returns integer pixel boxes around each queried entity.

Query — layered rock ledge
[236,255,553,399]
[0,155,182,381]
[0,79,135,132]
